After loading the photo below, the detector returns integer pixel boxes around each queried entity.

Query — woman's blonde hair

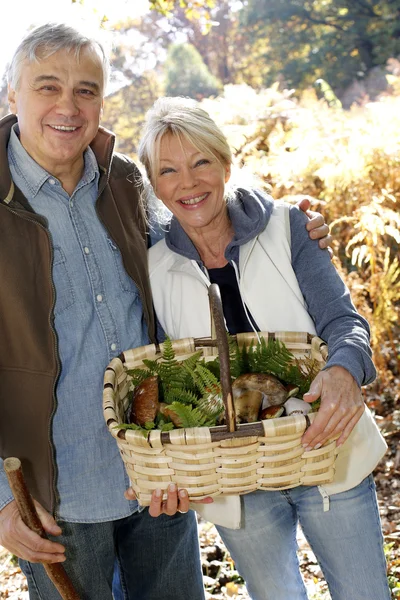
[138,96,232,189]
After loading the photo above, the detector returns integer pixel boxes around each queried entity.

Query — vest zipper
[230,260,261,343]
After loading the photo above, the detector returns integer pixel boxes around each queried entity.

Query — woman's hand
[0,499,65,563]
[301,365,365,450]
[125,484,213,517]
[297,198,333,251]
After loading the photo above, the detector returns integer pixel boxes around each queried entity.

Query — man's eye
[78,89,95,96]
[40,85,57,92]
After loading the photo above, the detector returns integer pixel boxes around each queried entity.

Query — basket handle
[208,283,237,432]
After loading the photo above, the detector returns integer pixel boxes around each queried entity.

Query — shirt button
[96,294,103,302]
[49,178,56,185]
[84,247,90,254]
[70,201,74,208]
[110,343,117,351]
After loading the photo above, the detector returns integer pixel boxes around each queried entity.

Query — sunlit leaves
[149,0,216,23]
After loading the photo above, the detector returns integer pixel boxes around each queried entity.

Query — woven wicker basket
[103,285,337,506]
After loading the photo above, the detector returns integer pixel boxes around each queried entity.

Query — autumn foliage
[197,83,400,398]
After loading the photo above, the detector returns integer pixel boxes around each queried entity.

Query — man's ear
[8,85,17,115]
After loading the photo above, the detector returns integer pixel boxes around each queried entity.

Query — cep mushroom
[129,375,160,426]
[232,373,296,407]
[158,402,183,428]
[260,405,285,420]
[232,388,263,423]
[232,373,300,422]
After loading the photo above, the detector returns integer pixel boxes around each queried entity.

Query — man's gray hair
[7,22,110,93]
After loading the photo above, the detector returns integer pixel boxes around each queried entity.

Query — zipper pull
[318,486,330,512]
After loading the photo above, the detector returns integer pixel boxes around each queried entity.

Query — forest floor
[1,385,399,599]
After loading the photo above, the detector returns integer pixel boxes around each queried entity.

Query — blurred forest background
[1,0,398,395]
[0,1,399,597]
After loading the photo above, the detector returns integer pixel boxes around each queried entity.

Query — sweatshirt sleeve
[289,205,376,387]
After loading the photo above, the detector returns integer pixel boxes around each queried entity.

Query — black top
[208,263,259,334]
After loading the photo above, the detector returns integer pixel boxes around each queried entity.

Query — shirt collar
[8,124,99,197]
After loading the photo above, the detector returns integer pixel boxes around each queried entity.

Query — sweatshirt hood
[165,187,274,262]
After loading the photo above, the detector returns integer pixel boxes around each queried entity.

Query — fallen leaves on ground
[1,396,399,600]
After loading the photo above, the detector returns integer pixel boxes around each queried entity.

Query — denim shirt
[4,126,147,521]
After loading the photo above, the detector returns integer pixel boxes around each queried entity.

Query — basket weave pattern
[103,332,337,506]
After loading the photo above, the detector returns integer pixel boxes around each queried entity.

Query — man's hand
[301,365,365,450]
[0,499,65,563]
[125,484,213,518]
[297,198,333,252]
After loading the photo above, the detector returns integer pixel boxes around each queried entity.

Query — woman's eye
[160,168,174,175]
[195,159,210,167]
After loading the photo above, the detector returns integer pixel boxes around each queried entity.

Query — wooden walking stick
[4,457,80,600]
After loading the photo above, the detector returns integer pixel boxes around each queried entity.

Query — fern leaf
[164,387,199,406]
[167,402,216,428]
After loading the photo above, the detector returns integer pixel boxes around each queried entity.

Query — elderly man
[0,22,206,600]
[0,22,330,600]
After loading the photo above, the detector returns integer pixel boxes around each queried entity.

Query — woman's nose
[180,167,197,188]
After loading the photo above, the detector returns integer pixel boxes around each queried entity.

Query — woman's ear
[225,163,231,183]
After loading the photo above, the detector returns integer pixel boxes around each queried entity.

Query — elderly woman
[133,96,389,600]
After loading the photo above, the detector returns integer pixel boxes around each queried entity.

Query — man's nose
[55,91,80,116]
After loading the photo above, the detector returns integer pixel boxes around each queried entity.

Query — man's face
[8,47,104,174]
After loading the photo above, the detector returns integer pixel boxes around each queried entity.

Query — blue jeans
[217,476,390,600]
[20,508,205,600]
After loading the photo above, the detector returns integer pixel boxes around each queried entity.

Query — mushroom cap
[232,373,287,408]
[283,397,311,416]
[129,375,159,426]
[260,405,285,420]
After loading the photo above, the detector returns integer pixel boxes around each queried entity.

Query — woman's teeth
[181,193,207,205]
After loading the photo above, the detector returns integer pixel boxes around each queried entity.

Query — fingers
[34,501,62,536]
[318,231,333,247]
[301,366,364,451]
[148,484,190,518]
[190,497,214,505]
[307,220,330,241]
[297,198,311,213]
[0,500,65,563]
[124,487,137,501]
[336,406,365,447]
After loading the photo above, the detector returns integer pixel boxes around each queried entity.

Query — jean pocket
[52,246,75,316]
[107,237,139,296]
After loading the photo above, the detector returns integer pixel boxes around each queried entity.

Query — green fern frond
[191,363,221,396]
[167,402,217,428]
[164,387,199,405]
[201,357,221,380]
[142,359,159,373]
[113,422,152,438]
[247,338,294,376]
[160,422,175,432]
[126,368,155,387]
[230,343,249,378]
[196,391,225,421]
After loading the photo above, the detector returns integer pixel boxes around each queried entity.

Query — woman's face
[154,133,231,234]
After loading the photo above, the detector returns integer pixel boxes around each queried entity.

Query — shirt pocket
[52,246,76,316]
[107,237,139,296]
